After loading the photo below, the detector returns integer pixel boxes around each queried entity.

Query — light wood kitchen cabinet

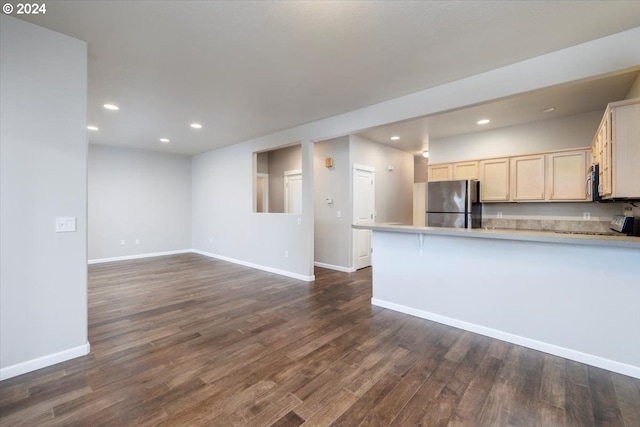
[453,161,479,180]
[590,133,600,166]
[597,111,611,197]
[546,150,588,201]
[510,155,545,201]
[428,163,453,182]
[597,98,640,199]
[480,158,510,202]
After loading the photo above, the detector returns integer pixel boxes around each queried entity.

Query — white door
[284,169,302,214]
[256,173,269,213]
[353,166,375,269]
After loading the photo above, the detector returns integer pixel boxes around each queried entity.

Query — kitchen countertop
[352,223,640,249]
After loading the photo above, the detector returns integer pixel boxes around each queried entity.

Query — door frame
[352,164,375,270]
[284,169,302,214]
[256,173,269,213]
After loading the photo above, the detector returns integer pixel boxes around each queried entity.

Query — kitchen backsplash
[482,218,612,233]
[479,202,633,233]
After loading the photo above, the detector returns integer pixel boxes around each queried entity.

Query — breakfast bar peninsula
[352,223,640,378]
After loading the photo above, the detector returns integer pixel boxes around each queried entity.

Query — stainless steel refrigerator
[426,180,482,228]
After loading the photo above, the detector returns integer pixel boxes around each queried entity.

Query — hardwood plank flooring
[1,253,639,426]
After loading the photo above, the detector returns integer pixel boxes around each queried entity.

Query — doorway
[352,165,375,269]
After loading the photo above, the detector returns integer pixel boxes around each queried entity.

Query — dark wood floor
[1,253,639,426]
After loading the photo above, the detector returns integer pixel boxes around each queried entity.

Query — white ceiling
[357,69,640,155]
[15,1,640,156]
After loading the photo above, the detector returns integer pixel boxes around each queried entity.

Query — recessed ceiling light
[477,119,490,125]
[541,107,555,113]
[190,123,202,129]
[160,138,170,143]
[87,125,99,131]
[422,151,429,158]
[390,136,400,141]
[103,104,119,111]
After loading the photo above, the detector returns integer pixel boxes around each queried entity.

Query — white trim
[353,163,375,173]
[1,342,90,381]
[192,249,315,282]
[314,261,356,273]
[284,169,302,176]
[284,169,303,214]
[371,298,640,379]
[89,249,315,282]
[88,249,191,264]
[256,172,269,213]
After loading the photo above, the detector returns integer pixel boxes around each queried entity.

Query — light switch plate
[56,217,76,232]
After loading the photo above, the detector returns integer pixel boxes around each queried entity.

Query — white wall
[429,110,626,220]
[192,139,314,281]
[371,230,640,377]
[191,27,639,280]
[429,110,603,164]
[314,137,351,270]
[88,145,192,261]
[313,135,413,271]
[1,16,88,379]
[350,135,414,225]
[414,156,429,183]
[626,73,640,99]
[267,144,302,213]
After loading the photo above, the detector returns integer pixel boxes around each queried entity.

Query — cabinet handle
[585,176,591,197]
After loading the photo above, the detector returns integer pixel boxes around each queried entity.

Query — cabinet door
[547,150,588,201]
[611,102,640,198]
[453,161,479,180]
[510,155,545,201]
[480,159,509,202]
[590,136,599,166]
[428,164,453,182]
[599,112,612,197]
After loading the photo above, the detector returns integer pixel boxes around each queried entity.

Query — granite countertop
[352,223,640,249]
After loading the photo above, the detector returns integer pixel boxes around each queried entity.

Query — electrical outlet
[497,212,503,219]
[337,210,342,218]
[297,217,301,225]
[209,237,213,244]
[135,239,140,245]
[120,239,125,246]
[583,212,591,220]
[284,250,289,258]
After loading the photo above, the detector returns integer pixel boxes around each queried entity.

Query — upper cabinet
[427,163,453,182]
[595,98,640,199]
[546,150,588,201]
[510,155,545,201]
[453,161,479,180]
[480,158,510,202]
[432,148,589,203]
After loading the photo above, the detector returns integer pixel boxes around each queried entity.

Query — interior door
[284,170,302,214]
[353,166,375,270]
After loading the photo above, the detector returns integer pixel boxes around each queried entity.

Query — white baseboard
[89,248,316,282]
[0,342,90,381]
[314,262,356,273]
[371,298,640,379]
[88,249,192,264]
[193,249,315,282]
